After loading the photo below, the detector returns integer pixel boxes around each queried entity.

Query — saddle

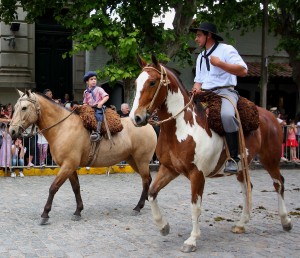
[75,105,123,136]
[194,91,259,136]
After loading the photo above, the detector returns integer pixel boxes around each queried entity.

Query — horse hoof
[283,222,292,231]
[180,244,196,253]
[131,210,141,216]
[231,225,245,234]
[72,214,82,221]
[40,217,49,225]
[160,223,170,236]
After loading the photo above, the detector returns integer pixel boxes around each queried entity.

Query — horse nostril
[135,115,142,125]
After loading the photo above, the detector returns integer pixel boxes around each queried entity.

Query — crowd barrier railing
[1,122,299,176]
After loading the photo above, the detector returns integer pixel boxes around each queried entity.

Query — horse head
[9,89,40,139]
[130,54,170,126]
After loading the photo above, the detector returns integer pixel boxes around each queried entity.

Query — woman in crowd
[11,137,26,177]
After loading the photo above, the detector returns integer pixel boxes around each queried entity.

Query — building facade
[0,7,297,119]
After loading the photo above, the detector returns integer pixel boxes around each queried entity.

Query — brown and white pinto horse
[130,55,292,252]
[9,90,157,224]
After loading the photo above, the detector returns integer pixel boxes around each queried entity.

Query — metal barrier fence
[1,122,299,174]
[0,122,160,175]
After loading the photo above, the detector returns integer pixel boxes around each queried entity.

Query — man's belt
[202,86,234,91]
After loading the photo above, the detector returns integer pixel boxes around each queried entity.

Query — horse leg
[259,156,292,231]
[181,169,205,253]
[69,171,84,221]
[40,169,70,225]
[148,165,178,237]
[232,172,252,233]
[127,157,152,214]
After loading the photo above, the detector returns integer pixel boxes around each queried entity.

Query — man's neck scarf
[200,42,219,71]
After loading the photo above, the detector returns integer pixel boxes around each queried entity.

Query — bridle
[143,65,170,113]
[142,65,194,126]
[11,93,41,135]
[13,92,76,136]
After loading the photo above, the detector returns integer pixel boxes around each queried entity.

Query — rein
[220,94,252,213]
[38,107,78,135]
[143,65,195,126]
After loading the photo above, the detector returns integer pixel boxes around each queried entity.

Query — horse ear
[151,53,159,67]
[137,55,147,68]
[16,89,24,97]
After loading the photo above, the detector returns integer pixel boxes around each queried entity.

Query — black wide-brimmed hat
[190,22,223,41]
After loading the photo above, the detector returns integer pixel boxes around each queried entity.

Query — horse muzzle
[133,112,150,127]
[9,125,23,140]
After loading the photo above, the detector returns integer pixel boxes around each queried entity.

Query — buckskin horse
[130,54,292,252]
[9,90,157,224]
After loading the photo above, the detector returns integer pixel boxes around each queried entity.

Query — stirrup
[224,158,239,174]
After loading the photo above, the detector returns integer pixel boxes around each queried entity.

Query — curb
[0,165,136,177]
[1,162,298,177]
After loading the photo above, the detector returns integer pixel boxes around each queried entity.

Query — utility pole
[260,0,268,108]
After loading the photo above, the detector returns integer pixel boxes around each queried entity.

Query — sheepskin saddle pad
[194,92,259,136]
[75,105,123,135]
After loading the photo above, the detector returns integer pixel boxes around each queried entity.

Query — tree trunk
[123,78,136,107]
[287,50,300,114]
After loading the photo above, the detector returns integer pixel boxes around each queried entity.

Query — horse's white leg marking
[278,193,291,227]
[273,179,292,229]
[184,196,201,247]
[149,196,169,232]
[232,181,250,233]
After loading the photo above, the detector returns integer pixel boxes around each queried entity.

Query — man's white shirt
[194,43,247,90]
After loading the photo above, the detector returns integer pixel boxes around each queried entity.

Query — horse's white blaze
[130,71,149,121]
[149,196,168,230]
[184,196,202,247]
[166,90,223,175]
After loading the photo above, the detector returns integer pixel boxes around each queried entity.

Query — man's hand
[210,56,221,67]
[191,82,202,94]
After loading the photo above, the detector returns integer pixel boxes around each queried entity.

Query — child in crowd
[37,131,48,167]
[286,120,299,162]
[0,123,12,170]
[11,137,26,178]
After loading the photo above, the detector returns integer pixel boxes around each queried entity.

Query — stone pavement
[0,169,299,258]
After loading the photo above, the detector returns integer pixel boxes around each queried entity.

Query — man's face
[195,30,208,48]
[122,105,130,114]
[45,91,53,99]
[87,76,97,87]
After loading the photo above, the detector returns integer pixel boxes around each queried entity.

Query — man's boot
[224,131,240,173]
[90,121,102,142]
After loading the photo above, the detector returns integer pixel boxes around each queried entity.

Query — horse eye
[149,81,156,87]
[22,107,27,111]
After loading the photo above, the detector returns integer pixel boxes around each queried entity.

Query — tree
[0,0,197,104]
[195,0,300,113]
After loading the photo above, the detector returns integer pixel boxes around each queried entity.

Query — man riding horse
[190,22,248,173]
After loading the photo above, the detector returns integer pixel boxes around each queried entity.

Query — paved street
[0,169,299,258]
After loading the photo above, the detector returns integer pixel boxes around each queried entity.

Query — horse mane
[163,65,190,97]
[35,92,71,111]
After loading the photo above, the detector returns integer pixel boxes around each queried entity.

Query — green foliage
[1,0,299,90]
